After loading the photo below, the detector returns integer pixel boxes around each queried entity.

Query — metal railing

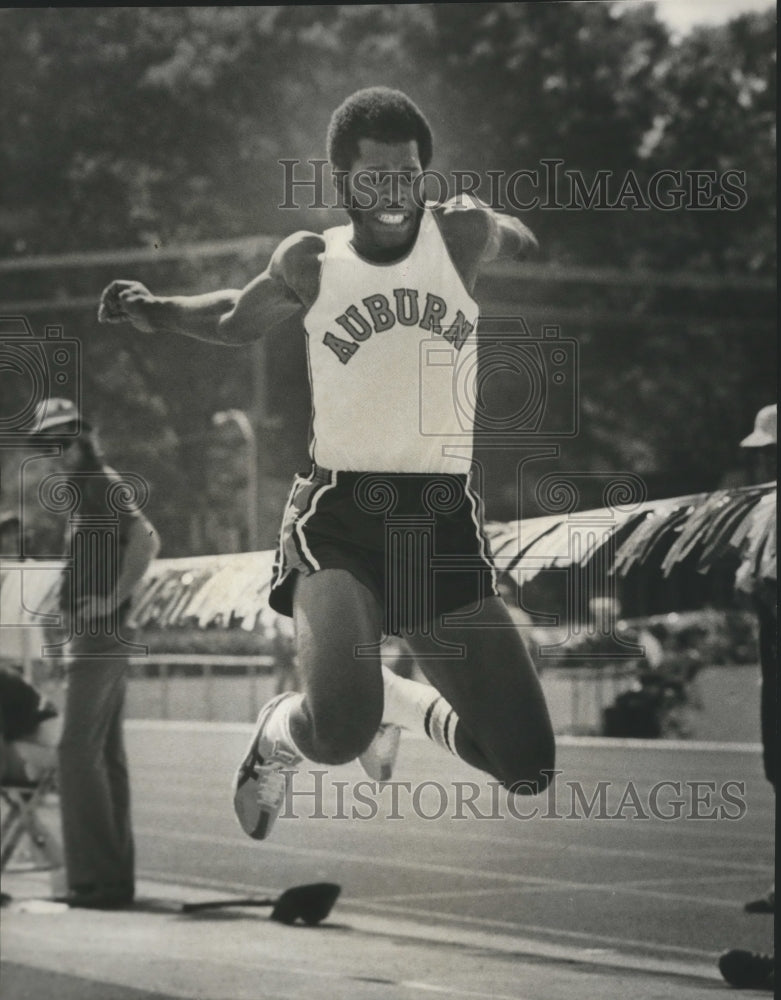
[129,654,277,722]
[123,654,638,732]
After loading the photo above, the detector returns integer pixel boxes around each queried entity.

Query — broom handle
[181,897,274,913]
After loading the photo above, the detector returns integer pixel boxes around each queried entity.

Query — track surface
[127,721,775,965]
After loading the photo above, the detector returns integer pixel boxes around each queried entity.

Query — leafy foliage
[0,4,775,556]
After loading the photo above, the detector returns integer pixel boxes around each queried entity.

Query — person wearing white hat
[22,399,160,909]
[738,402,777,917]
[740,403,777,448]
[717,409,777,983]
[25,397,91,436]
[740,403,777,484]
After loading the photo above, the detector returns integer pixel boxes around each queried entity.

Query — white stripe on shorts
[295,469,337,572]
[465,479,498,593]
[273,475,306,585]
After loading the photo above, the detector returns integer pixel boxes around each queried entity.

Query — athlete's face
[343,138,424,259]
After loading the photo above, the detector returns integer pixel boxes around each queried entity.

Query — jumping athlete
[99,88,555,840]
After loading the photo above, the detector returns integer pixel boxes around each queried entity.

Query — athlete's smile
[376,211,410,226]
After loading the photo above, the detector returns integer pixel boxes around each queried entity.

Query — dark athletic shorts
[268,465,499,636]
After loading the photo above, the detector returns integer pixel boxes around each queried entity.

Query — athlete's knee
[310,732,371,766]
[504,769,556,797]
[498,739,557,796]
[309,715,378,766]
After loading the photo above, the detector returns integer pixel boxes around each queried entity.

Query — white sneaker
[358,724,401,782]
[232,693,302,840]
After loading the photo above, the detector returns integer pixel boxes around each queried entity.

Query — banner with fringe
[0,484,774,636]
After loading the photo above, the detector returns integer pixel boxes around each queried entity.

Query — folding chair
[1,765,62,872]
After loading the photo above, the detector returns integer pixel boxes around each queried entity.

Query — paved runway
[1,722,775,998]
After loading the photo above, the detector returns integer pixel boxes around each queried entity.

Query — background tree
[0,4,775,554]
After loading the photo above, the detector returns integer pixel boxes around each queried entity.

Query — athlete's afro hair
[327,87,433,172]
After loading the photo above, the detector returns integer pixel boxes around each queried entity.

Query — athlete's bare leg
[287,569,385,765]
[262,572,553,791]
[405,595,555,793]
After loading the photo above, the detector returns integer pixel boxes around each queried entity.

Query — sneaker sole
[232,692,298,839]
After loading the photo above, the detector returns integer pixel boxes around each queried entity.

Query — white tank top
[303,209,480,473]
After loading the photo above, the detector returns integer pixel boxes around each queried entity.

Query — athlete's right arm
[97,232,324,345]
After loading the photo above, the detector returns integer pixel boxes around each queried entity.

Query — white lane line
[556,735,762,753]
[289,815,771,867]
[135,817,771,911]
[617,872,763,889]
[360,882,745,910]
[133,793,773,850]
[127,719,253,734]
[135,824,772,879]
[368,886,557,904]
[135,824,768,915]
[345,898,720,963]
[401,982,527,1000]
[141,867,755,903]
[348,881,745,911]
[125,718,762,754]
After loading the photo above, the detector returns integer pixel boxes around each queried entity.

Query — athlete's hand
[98,280,158,333]
[504,217,539,259]
[477,210,539,263]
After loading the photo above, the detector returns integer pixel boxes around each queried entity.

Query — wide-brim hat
[740,403,777,448]
[24,398,91,435]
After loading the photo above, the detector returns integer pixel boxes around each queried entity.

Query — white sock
[381,666,459,756]
[260,692,307,760]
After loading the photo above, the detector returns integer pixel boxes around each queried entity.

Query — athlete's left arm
[435,197,538,292]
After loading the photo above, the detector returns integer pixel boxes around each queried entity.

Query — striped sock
[381,666,459,757]
[422,693,459,756]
